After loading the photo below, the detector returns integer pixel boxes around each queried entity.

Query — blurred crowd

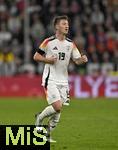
[0,0,118,76]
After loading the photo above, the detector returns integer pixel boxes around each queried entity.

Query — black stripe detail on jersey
[66,37,72,42]
[48,35,56,41]
[45,68,50,89]
[37,48,45,55]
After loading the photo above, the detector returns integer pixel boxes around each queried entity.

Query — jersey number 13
[58,52,65,60]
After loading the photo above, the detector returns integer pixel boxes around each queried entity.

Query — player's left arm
[71,42,88,65]
[74,54,88,65]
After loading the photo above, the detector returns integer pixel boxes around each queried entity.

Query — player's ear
[55,24,59,30]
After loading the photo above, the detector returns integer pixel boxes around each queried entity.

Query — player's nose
[65,26,69,30]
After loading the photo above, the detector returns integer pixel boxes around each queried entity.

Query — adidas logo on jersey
[53,46,58,50]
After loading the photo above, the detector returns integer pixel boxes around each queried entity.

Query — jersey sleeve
[71,42,81,60]
[36,38,49,55]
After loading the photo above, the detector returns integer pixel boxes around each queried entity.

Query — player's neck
[55,33,66,41]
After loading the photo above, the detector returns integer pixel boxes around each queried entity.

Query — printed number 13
[58,52,65,60]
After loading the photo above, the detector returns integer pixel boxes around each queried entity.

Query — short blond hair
[53,15,69,28]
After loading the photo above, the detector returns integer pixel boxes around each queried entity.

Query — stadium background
[0,0,118,149]
[0,0,118,97]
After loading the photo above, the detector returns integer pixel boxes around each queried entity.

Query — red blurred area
[0,75,118,98]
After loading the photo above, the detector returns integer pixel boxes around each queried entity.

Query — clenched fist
[46,55,57,64]
[81,55,88,63]
[74,54,88,65]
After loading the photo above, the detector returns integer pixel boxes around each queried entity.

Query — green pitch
[0,97,118,150]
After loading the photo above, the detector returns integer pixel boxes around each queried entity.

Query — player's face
[56,19,69,35]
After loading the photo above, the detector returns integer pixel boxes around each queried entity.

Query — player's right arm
[33,38,57,64]
[33,52,57,64]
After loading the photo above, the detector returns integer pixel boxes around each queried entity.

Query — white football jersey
[37,36,81,87]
